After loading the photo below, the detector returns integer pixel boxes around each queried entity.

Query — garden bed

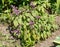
[0,0,60,47]
[0,16,60,47]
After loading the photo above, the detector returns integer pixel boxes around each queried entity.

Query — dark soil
[35,16,60,47]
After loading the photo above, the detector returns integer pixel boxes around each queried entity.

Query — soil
[0,16,60,47]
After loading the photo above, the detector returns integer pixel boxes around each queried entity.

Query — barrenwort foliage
[0,0,59,47]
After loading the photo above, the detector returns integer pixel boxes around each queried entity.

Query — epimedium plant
[0,6,58,47]
[0,0,59,47]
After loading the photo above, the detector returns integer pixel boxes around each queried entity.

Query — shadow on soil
[50,43,57,47]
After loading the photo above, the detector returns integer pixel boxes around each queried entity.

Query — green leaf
[31,10,39,17]
[29,16,34,21]
[33,1,37,6]
[2,0,4,4]
[18,18,22,24]
[56,45,60,47]
[13,19,18,27]
[25,13,31,17]
[41,33,44,39]
[54,36,60,44]
[43,31,47,39]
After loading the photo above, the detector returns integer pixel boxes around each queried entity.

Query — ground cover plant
[0,0,60,47]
